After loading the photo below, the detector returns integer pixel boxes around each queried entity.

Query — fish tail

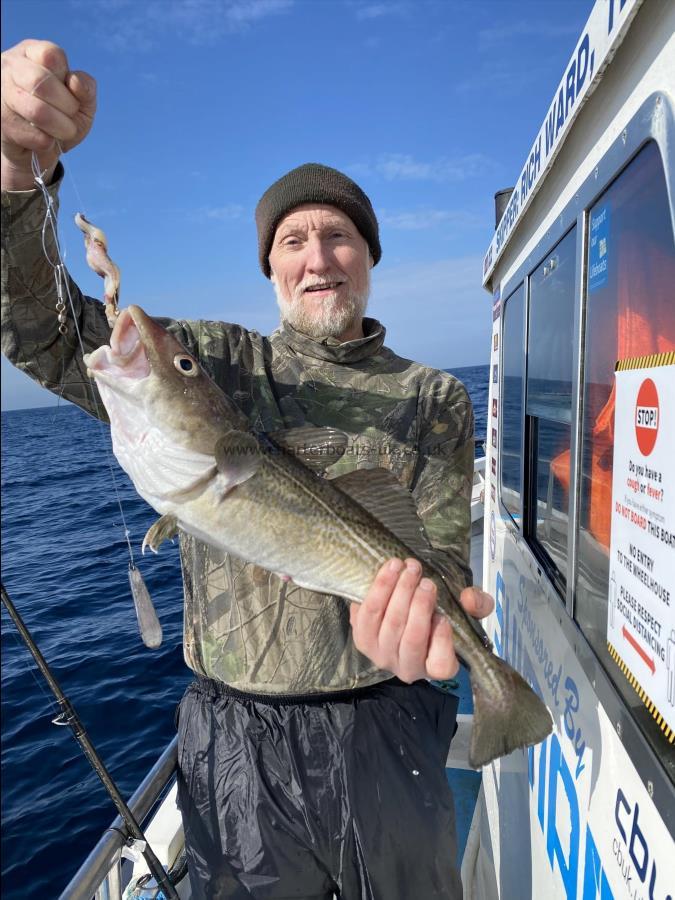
[468,655,552,768]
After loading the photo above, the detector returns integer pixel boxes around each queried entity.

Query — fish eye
[174,354,198,376]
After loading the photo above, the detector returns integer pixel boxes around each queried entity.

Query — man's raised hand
[1,39,96,190]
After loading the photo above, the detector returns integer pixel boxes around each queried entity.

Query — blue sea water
[0,363,488,898]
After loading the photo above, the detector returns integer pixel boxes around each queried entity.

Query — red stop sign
[634,378,659,456]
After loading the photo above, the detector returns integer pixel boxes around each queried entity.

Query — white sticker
[608,358,675,740]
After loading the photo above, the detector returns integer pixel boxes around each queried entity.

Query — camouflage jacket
[2,170,474,694]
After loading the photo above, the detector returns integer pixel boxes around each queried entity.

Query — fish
[83,305,553,768]
[75,213,121,328]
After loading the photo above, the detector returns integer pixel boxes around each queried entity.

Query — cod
[84,305,552,768]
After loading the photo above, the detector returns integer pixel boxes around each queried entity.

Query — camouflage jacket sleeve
[2,166,112,419]
[412,371,474,597]
[1,167,198,422]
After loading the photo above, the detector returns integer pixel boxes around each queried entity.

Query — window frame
[498,282,526,529]
[523,224,578,599]
[495,91,675,827]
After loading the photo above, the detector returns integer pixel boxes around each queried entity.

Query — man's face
[268,204,372,341]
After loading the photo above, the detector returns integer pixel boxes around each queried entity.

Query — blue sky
[2,0,591,410]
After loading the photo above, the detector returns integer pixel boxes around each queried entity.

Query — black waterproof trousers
[176,677,461,899]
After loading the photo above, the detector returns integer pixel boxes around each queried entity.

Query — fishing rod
[0,582,179,900]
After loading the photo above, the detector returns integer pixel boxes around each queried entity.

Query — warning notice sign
[608,353,675,742]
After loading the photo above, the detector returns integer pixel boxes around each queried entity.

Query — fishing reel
[125,847,188,899]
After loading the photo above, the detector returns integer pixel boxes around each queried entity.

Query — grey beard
[273,276,370,340]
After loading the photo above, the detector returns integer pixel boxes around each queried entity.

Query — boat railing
[59,736,178,900]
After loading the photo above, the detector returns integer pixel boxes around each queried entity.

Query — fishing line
[4,622,61,719]
[55,141,89,222]
[49,342,68,424]
[30,151,135,559]
[31,150,162,647]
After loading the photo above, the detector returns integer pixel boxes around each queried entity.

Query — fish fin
[266,426,348,472]
[215,430,262,484]
[469,655,553,768]
[128,564,163,649]
[142,513,179,555]
[332,468,431,556]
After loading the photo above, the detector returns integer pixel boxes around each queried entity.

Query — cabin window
[524,228,576,591]
[500,284,525,525]
[575,141,675,776]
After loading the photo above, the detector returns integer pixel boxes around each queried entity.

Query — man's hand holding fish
[353,565,495,685]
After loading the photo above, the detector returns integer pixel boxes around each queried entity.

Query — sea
[0,363,489,898]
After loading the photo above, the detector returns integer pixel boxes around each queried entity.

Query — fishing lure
[74,213,121,329]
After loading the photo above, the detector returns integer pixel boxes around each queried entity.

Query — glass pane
[532,419,572,580]
[575,141,675,780]
[501,285,524,524]
[527,228,576,420]
[526,227,576,584]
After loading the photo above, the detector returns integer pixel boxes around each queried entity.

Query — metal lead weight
[128,564,163,649]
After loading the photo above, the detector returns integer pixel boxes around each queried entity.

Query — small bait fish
[74,212,121,329]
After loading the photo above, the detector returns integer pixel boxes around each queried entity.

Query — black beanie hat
[255,163,381,278]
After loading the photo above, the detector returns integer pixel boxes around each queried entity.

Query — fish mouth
[84,308,151,380]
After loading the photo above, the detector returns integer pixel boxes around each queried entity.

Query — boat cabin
[470,0,675,896]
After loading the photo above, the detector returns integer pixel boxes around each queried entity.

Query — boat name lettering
[494,568,671,898]
[561,678,587,780]
[614,788,671,900]
[517,578,587,778]
[482,0,640,285]
[495,190,519,256]
[527,734,672,900]
[495,572,588,779]
[529,733,613,898]
[527,734,670,899]
[487,28,595,273]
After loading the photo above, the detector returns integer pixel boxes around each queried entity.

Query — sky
[1,0,593,410]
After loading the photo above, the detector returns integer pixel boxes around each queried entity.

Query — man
[2,39,493,899]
